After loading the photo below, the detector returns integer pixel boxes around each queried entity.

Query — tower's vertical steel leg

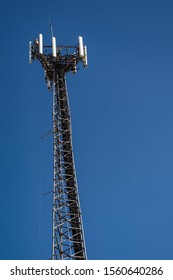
[52,71,87,260]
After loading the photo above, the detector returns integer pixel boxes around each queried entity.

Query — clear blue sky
[0,0,173,260]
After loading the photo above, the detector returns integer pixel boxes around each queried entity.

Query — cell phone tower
[29,31,88,260]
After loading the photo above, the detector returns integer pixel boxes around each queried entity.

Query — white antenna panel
[52,36,57,57]
[84,46,88,67]
[29,41,32,63]
[39,34,43,54]
[78,36,84,57]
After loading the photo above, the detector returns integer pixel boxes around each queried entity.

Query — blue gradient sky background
[0,0,173,260]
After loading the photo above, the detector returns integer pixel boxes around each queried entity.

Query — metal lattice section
[52,72,86,259]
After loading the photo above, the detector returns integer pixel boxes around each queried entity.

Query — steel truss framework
[30,38,87,260]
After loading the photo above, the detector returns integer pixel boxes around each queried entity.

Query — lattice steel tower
[29,32,88,260]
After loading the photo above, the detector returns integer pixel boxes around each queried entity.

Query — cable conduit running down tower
[29,32,88,260]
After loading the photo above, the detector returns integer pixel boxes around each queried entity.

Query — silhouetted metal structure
[29,32,87,260]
